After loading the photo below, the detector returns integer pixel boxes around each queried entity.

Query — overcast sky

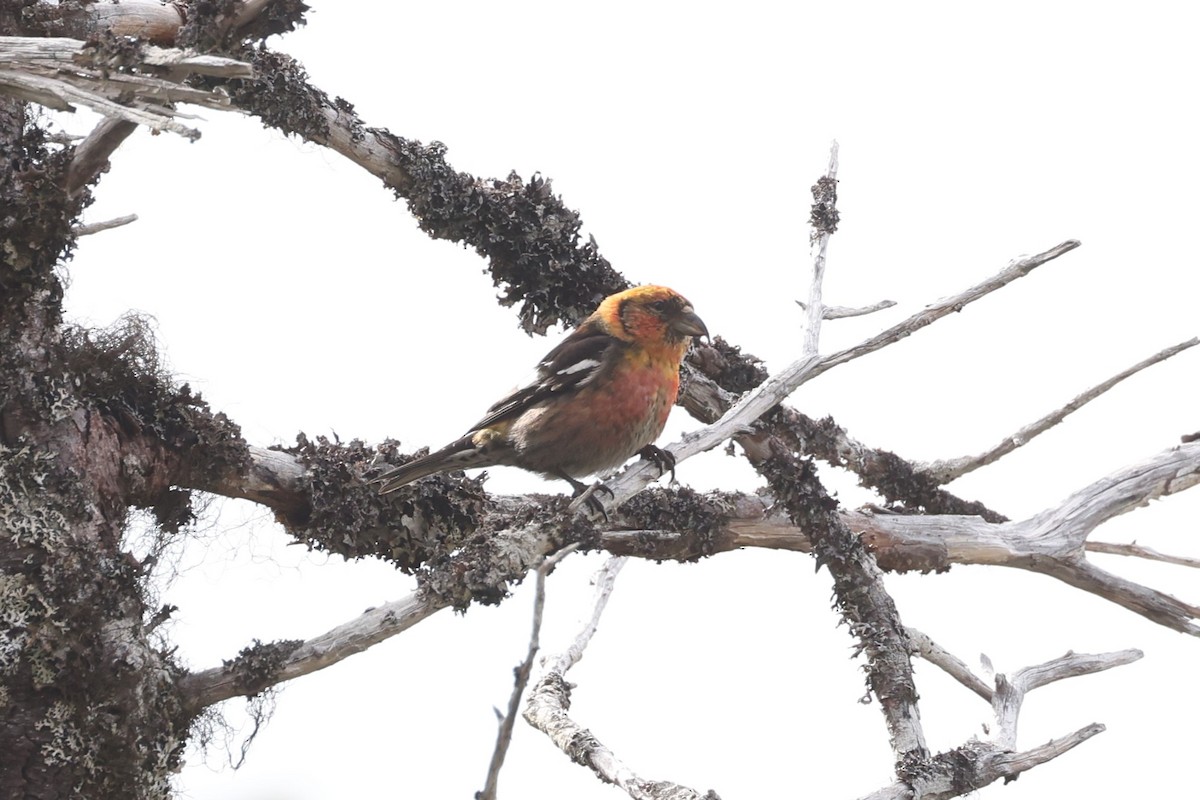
[61,2,1198,798]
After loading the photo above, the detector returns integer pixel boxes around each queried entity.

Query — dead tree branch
[862,648,1140,800]
[478,544,579,800]
[923,337,1200,483]
[73,212,137,236]
[173,433,1198,715]
[523,558,720,800]
[1086,540,1200,568]
[0,36,251,140]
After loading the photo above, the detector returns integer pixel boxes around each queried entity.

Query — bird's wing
[467,324,619,432]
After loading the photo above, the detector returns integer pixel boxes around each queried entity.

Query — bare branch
[0,36,251,140]
[801,140,840,354]
[1033,440,1200,544]
[978,723,1106,783]
[818,240,1082,373]
[65,118,137,196]
[478,544,579,800]
[864,649,1138,799]
[1038,558,1200,636]
[543,556,626,675]
[861,724,1106,800]
[907,628,992,702]
[797,299,898,319]
[524,557,719,800]
[177,501,583,712]
[1087,540,1200,568]
[190,436,1200,647]
[924,337,1200,482]
[990,649,1142,751]
[73,213,137,236]
[179,592,442,712]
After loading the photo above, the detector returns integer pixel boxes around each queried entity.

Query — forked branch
[523,558,720,800]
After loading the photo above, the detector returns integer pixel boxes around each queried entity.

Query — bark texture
[1,99,203,798]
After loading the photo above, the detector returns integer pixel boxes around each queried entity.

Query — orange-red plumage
[374,285,707,496]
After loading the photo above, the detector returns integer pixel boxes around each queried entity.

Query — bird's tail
[373,436,482,494]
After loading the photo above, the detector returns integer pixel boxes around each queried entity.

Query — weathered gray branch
[797,298,898,319]
[523,558,719,800]
[1087,540,1200,568]
[923,337,1200,482]
[175,436,1199,710]
[863,648,1140,800]
[0,36,251,139]
[73,213,137,236]
[177,592,441,712]
[478,545,578,800]
[907,628,992,701]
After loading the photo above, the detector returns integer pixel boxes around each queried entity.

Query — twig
[797,299,898,319]
[478,544,580,800]
[923,337,1200,482]
[1087,540,1200,568]
[73,214,138,236]
[65,118,138,196]
[816,240,1082,374]
[801,140,839,354]
[544,556,626,675]
[906,627,992,701]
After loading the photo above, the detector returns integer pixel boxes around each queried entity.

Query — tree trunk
[1,97,191,799]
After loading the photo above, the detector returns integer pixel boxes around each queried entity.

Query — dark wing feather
[467,323,619,432]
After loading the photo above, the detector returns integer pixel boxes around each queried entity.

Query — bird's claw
[638,444,677,484]
[574,481,614,521]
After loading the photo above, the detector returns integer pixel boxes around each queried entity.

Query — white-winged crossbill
[374,285,707,497]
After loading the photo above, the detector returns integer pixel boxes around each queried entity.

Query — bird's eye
[649,300,669,312]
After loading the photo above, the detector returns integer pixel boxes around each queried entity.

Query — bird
[373,285,708,501]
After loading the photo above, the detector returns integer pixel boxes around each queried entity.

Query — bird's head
[597,285,709,347]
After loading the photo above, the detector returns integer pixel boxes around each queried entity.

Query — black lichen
[221,638,303,699]
[0,116,83,318]
[178,0,309,51]
[809,174,839,240]
[222,48,334,142]
[60,315,250,491]
[282,434,488,572]
[418,497,597,611]
[688,336,769,395]
[397,166,629,333]
[617,487,732,562]
[769,410,1007,523]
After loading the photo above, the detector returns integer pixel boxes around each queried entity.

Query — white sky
[57,2,1199,798]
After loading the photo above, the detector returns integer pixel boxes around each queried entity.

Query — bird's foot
[557,470,614,519]
[577,482,615,520]
[638,444,677,484]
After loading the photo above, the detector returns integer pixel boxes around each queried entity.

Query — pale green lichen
[36,701,98,771]
[0,445,70,551]
[0,571,42,676]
